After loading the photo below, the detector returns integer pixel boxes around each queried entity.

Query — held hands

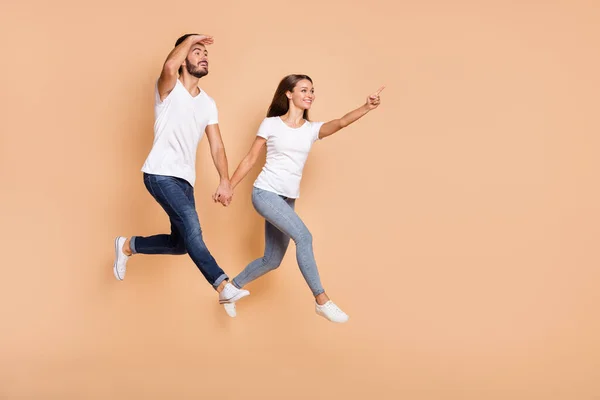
[366,86,385,110]
[213,180,233,207]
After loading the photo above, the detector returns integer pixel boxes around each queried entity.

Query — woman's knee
[293,229,313,246]
[262,255,284,270]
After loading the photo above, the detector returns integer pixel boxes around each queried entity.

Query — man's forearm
[163,36,200,72]
[213,148,230,181]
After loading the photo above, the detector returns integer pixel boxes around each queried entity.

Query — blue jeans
[130,173,228,288]
[232,187,325,296]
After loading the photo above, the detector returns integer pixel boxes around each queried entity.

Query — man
[112,33,249,306]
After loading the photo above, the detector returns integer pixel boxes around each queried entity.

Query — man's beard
[186,59,208,78]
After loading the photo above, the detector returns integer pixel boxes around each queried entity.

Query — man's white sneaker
[223,303,237,317]
[315,301,349,323]
[113,236,129,281]
[218,283,250,304]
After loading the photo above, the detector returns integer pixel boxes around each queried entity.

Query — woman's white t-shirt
[253,116,324,199]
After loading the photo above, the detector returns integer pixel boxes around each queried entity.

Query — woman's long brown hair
[266,74,313,121]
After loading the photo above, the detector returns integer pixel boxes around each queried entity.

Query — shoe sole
[316,310,349,323]
[219,290,250,304]
[223,303,237,317]
[113,237,124,281]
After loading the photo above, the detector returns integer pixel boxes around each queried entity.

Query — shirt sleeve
[208,99,219,125]
[311,121,325,142]
[155,80,167,106]
[155,82,161,104]
[155,79,174,107]
[256,118,271,140]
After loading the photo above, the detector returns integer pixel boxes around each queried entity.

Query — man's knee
[181,212,203,243]
[185,224,203,244]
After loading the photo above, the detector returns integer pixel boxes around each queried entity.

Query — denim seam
[261,223,279,268]
[133,244,186,254]
[146,176,162,204]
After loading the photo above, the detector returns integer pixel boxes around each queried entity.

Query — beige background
[1,0,599,399]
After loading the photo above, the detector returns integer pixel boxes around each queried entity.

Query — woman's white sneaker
[218,283,250,304]
[315,301,349,323]
[113,236,129,281]
[223,303,237,317]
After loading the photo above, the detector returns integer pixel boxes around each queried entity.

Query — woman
[223,74,383,322]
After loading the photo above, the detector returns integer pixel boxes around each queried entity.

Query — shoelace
[326,303,345,315]
[222,285,237,299]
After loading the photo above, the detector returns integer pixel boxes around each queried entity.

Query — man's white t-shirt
[253,116,324,199]
[141,79,219,187]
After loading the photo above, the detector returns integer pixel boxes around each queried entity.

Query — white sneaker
[223,303,237,318]
[113,236,129,281]
[218,283,250,304]
[315,301,349,323]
